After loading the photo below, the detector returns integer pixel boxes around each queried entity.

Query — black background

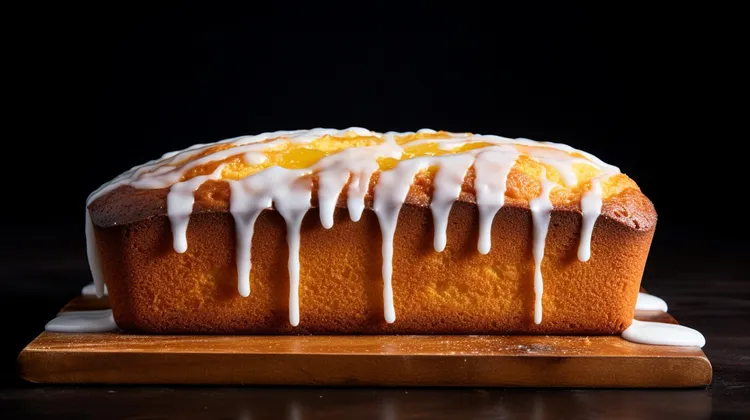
[2,1,747,413]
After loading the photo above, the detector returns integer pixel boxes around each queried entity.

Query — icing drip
[277,184,311,328]
[230,167,312,325]
[317,165,350,229]
[373,159,429,323]
[316,144,402,227]
[85,210,105,298]
[635,292,669,312]
[622,319,705,348]
[167,164,226,253]
[229,181,272,298]
[346,163,376,222]
[430,155,474,252]
[473,148,519,254]
[45,310,118,333]
[82,282,108,296]
[529,171,555,325]
[578,178,602,262]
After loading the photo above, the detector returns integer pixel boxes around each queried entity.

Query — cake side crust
[98,194,654,334]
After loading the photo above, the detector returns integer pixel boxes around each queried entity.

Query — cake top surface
[88,127,640,208]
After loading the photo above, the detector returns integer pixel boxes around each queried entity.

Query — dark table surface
[1,235,748,419]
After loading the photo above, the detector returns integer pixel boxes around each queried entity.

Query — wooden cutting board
[17,295,712,388]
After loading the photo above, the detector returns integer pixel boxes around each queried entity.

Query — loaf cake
[85,128,656,334]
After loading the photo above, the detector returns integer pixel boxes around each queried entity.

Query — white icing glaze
[622,319,705,348]
[229,180,271,298]
[85,210,105,298]
[430,154,474,252]
[516,137,621,175]
[578,178,602,262]
[529,170,555,325]
[316,143,402,228]
[473,148,519,254]
[635,292,669,312]
[86,129,373,205]
[244,152,268,165]
[373,159,429,323]
[81,282,108,296]
[86,127,661,332]
[317,164,350,229]
[622,292,703,347]
[522,147,582,187]
[275,175,312,328]
[346,163,376,222]
[45,310,118,333]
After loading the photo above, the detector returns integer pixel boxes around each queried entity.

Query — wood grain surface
[16,296,712,388]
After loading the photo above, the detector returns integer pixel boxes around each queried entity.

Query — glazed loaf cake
[86,128,656,334]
